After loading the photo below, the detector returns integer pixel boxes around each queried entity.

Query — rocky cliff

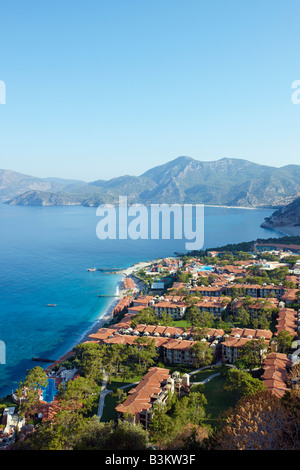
[261,196,300,230]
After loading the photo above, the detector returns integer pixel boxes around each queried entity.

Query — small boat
[47,304,57,307]
[87,268,96,272]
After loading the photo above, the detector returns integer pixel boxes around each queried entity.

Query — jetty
[97,268,125,272]
[32,357,55,363]
[98,294,119,298]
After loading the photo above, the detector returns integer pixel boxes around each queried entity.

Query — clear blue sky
[0,0,300,181]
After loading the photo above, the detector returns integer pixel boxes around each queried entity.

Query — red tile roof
[115,367,170,416]
[262,353,291,398]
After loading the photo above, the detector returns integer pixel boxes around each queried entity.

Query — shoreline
[261,223,300,237]
[273,225,300,237]
[58,259,158,354]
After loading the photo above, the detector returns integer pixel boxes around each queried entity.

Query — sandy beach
[120,259,162,276]
[71,259,158,348]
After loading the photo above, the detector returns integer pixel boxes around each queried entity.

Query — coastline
[261,222,300,237]
[60,259,158,353]
[271,225,300,237]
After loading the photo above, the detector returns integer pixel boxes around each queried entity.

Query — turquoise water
[199,266,214,271]
[42,378,57,403]
[0,204,285,398]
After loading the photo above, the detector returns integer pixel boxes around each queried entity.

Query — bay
[0,203,285,398]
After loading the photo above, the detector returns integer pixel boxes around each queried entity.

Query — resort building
[221,328,272,363]
[152,300,187,319]
[195,297,231,317]
[261,352,291,398]
[275,308,298,337]
[281,289,299,305]
[112,296,134,317]
[123,277,135,290]
[115,367,190,428]
[225,283,285,299]
[162,339,197,365]
[229,297,279,317]
[190,285,226,297]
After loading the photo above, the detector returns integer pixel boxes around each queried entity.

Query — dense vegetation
[188,235,300,256]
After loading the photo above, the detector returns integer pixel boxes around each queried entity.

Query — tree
[80,345,106,382]
[14,413,148,451]
[104,420,148,450]
[238,337,268,369]
[172,391,207,426]
[212,390,300,450]
[196,276,209,287]
[176,271,192,283]
[112,388,128,405]
[131,307,158,327]
[273,330,294,354]
[224,368,265,398]
[57,376,98,411]
[16,366,48,418]
[149,401,177,447]
[172,424,210,451]
[235,307,250,327]
[74,342,107,381]
[185,305,200,326]
[103,344,129,382]
[131,336,157,374]
[190,341,213,368]
[197,310,214,329]
[160,310,173,326]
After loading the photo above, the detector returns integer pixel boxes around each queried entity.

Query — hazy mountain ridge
[3,156,300,207]
[0,169,86,202]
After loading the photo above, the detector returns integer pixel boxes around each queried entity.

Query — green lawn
[100,372,144,422]
[101,393,119,423]
[201,374,239,429]
[171,319,190,329]
[107,373,143,392]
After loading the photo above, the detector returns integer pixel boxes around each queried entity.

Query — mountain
[3,156,300,207]
[8,190,83,206]
[261,196,300,230]
[0,169,86,202]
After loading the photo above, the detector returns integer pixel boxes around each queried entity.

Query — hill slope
[261,196,300,233]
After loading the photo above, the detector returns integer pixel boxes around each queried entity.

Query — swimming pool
[42,378,57,403]
[198,266,214,272]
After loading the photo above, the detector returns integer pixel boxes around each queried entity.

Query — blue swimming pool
[198,266,214,272]
[42,378,57,403]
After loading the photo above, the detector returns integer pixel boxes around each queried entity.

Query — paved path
[191,372,220,385]
[119,381,139,390]
[97,369,111,420]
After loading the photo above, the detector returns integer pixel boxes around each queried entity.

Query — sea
[0,203,286,398]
